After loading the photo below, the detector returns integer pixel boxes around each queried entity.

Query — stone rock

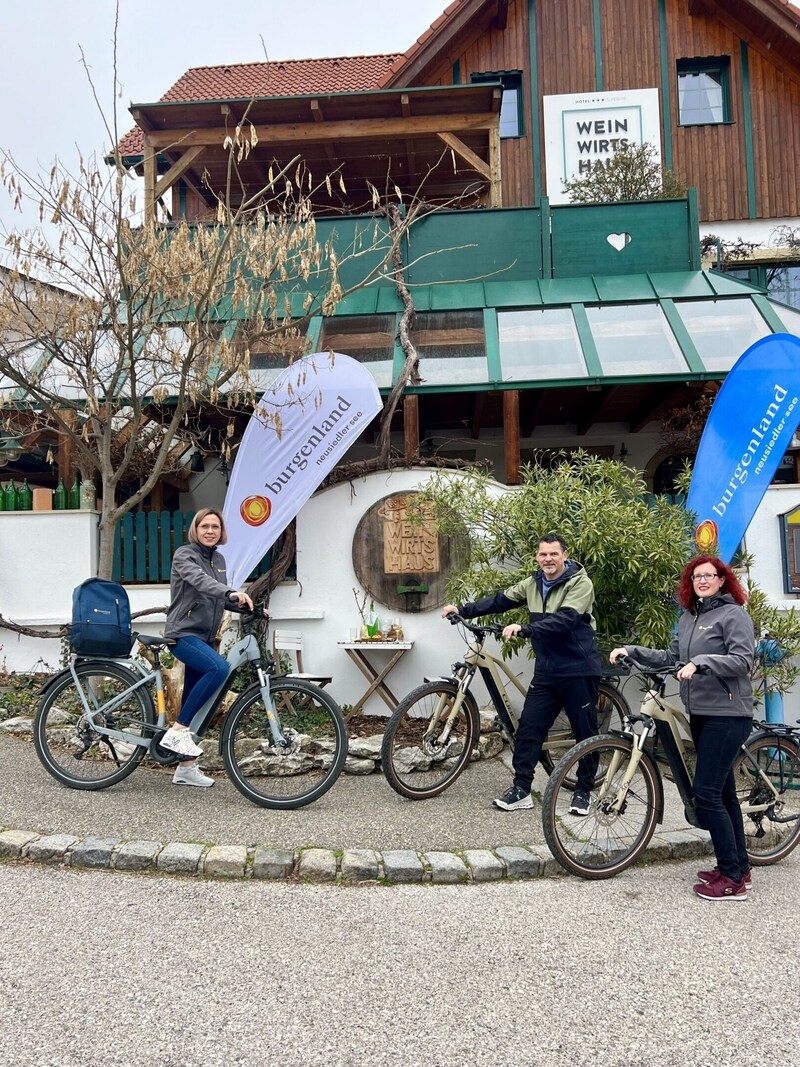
[425,851,469,884]
[381,850,424,883]
[0,829,40,858]
[0,716,33,736]
[471,732,504,761]
[479,706,500,733]
[341,848,379,882]
[252,848,295,879]
[346,735,384,760]
[115,840,162,871]
[71,837,121,869]
[344,755,375,775]
[204,845,247,878]
[156,842,205,874]
[298,848,337,882]
[27,834,79,864]
[463,849,505,881]
[494,845,542,879]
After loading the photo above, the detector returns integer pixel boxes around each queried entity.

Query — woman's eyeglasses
[692,573,719,582]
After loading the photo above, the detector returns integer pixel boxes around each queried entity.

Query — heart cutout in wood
[607,232,632,251]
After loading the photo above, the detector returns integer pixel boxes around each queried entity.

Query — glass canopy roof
[248,271,796,393]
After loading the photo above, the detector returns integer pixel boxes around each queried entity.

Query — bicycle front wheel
[542,735,660,879]
[221,679,347,809]
[380,681,479,800]
[734,734,800,865]
[33,661,154,789]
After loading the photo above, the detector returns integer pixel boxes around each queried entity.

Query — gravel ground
[1,858,798,1067]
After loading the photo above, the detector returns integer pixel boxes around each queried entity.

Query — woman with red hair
[610,555,755,901]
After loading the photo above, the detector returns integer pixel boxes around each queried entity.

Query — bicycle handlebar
[445,612,504,639]
[615,653,708,677]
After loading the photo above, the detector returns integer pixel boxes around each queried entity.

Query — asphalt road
[1,858,798,1067]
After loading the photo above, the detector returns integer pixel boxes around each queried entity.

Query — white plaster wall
[0,511,98,672]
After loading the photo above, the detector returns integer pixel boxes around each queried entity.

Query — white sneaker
[172,764,214,788]
[160,726,203,758]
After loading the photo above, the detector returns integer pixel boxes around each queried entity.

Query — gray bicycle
[33,602,347,809]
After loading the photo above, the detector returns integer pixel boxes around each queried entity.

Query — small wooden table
[337,640,414,717]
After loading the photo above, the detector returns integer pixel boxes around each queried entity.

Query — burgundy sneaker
[696,867,752,891]
[693,873,748,901]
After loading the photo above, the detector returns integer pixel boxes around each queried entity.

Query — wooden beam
[143,135,157,222]
[147,111,500,150]
[154,146,205,200]
[436,131,491,180]
[310,99,338,167]
[503,389,520,485]
[488,122,502,207]
[471,392,487,439]
[403,395,420,457]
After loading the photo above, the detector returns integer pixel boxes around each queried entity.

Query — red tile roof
[118,54,400,157]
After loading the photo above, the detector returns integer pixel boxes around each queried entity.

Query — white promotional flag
[222,351,382,587]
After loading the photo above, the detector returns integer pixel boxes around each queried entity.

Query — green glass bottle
[4,479,18,511]
[53,478,67,510]
[0,485,5,512]
[68,478,81,509]
[17,478,32,511]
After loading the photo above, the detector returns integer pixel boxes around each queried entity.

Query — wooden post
[143,135,157,223]
[503,389,520,485]
[489,124,502,207]
[404,395,420,458]
[57,410,77,488]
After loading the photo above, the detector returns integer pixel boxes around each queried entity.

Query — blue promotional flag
[687,333,800,563]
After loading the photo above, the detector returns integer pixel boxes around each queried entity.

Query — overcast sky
[0,0,447,237]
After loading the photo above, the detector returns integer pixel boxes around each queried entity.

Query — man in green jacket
[442,532,602,814]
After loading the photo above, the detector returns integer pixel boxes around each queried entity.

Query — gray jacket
[164,543,232,643]
[625,593,755,718]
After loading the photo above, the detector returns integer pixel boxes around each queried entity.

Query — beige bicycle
[542,656,800,878]
[380,614,630,800]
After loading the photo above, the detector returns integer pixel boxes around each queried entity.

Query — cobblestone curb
[0,825,714,884]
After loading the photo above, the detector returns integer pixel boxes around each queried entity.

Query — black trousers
[690,713,752,881]
[512,675,599,793]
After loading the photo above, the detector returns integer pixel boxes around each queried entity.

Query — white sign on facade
[543,88,662,205]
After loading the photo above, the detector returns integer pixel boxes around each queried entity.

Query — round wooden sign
[352,490,469,613]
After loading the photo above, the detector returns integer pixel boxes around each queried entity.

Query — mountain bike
[380,614,631,800]
[541,655,800,878]
[33,602,347,810]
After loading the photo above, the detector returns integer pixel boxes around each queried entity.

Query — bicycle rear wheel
[734,734,800,865]
[221,679,347,809]
[542,735,660,879]
[380,681,479,800]
[540,679,631,780]
[33,661,154,789]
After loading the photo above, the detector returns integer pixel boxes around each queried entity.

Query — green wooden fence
[111,511,291,584]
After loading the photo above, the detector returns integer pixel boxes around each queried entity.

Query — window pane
[585,304,688,375]
[499,88,520,137]
[674,299,771,371]
[767,265,800,310]
[411,311,486,385]
[679,70,723,125]
[774,302,800,338]
[320,314,395,388]
[498,308,587,381]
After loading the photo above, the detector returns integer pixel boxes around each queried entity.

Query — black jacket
[459,561,603,678]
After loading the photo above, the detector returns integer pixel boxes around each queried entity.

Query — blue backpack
[71,578,134,657]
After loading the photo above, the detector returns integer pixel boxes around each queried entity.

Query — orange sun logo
[240,495,271,527]
[695,519,719,553]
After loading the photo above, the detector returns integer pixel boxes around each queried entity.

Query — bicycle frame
[65,629,288,753]
[605,667,794,826]
[430,628,588,757]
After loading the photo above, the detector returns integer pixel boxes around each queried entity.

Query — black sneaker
[569,789,591,816]
[493,785,533,811]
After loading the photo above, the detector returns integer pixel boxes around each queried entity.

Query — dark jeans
[171,635,230,727]
[690,714,753,881]
[513,675,599,793]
